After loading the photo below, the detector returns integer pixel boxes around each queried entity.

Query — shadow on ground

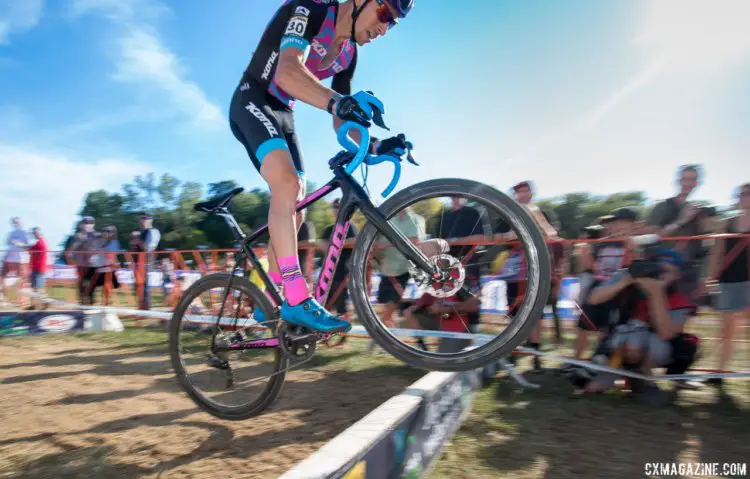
[0,340,422,479]
[434,369,749,479]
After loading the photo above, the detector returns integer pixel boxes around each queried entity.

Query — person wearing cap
[596,215,615,237]
[573,207,637,361]
[68,216,101,305]
[582,248,699,404]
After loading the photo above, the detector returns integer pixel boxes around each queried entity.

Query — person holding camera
[573,208,637,361]
[579,248,699,404]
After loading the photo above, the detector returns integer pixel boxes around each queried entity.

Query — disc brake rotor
[413,254,465,298]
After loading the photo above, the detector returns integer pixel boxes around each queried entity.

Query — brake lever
[372,107,389,131]
[406,150,418,166]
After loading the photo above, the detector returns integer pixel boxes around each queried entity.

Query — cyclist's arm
[330,49,365,146]
[275,5,339,111]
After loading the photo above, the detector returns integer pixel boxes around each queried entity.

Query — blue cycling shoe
[252,306,269,325]
[280,298,352,333]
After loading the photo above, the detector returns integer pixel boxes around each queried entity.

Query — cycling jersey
[230,0,358,176]
[243,0,358,108]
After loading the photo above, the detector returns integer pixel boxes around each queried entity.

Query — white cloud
[70,0,222,130]
[112,28,223,129]
[0,0,44,44]
[634,0,750,72]
[0,144,150,249]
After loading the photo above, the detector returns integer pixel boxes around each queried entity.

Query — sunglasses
[740,190,750,197]
[375,0,398,28]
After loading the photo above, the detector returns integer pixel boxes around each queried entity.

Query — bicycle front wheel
[349,178,551,372]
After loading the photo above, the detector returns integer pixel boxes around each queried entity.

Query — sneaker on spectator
[705,377,723,388]
[633,382,669,406]
[675,379,703,390]
[532,355,543,372]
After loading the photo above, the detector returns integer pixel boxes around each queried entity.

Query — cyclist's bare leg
[260,150,310,306]
[266,192,307,299]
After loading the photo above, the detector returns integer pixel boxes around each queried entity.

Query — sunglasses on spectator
[740,190,750,197]
[375,0,398,28]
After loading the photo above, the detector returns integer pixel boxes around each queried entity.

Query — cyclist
[229,0,415,333]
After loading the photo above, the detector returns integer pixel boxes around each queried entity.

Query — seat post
[217,208,246,241]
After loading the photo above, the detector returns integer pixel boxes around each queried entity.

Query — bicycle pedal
[290,332,319,344]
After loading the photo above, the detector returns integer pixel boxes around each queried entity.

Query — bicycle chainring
[278,323,321,361]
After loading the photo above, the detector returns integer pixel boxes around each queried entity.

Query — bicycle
[168,121,551,420]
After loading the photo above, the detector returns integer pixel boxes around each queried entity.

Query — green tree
[157,173,181,208]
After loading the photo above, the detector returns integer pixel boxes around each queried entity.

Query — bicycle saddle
[194,187,245,213]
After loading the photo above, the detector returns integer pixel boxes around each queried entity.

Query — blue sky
[1,0,749,248]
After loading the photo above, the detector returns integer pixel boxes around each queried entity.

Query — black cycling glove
[328,91,388,129]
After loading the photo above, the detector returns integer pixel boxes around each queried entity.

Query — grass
[430,323,749,479]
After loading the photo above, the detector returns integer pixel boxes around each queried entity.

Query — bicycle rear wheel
[349,178,551,372]
[169,273,287,420]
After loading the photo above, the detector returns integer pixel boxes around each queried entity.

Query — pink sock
[278,255,310,306]
[265,271,282,304]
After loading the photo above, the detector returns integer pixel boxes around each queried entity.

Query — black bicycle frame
[220,163,437,311]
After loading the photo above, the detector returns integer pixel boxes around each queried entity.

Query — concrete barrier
[280,367,485,479]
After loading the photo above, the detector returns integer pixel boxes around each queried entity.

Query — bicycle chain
[210,319,341,390]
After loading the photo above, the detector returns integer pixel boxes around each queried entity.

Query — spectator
[696,206,719,235]
[370,207,426,351]
[318,199,358,329]
[693,206,720,307]
[160,258,176,301]
[248,243,271,292]
[68,216,101,305]
[573,207,637,360]
[435,197,485,333]
[223,252,236,272]
[1,217,31,307]
[131,213,161,310]
[704,182,750,388]
[495,181,562,368]
[571,225,604,275]
[27,227,48,310]
[646,164,704,298]
[597,215,615,237]
[436,197,485,247]
[511,181,560,236]
[88,225,122,304]
[582,248,699,404]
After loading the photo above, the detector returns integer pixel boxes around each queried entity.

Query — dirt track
[0,336,421,479]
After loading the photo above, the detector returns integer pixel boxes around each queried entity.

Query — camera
[627,259,663,279]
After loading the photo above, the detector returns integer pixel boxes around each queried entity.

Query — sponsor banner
[0,310,85,337]
[46,265,583,318]
[46,265,202,289]
[396,370,482,478]
[332,369,483,479]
